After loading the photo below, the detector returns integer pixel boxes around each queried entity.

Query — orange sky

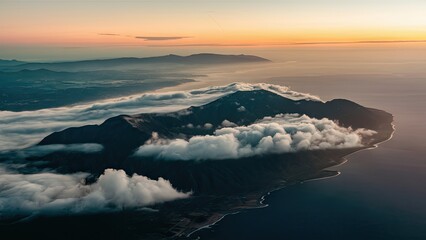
[1,0,426,60]
[1,0,426,46]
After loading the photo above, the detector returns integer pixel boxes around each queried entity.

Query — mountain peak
[39,86,393,158]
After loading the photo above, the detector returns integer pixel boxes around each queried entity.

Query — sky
[1,0,426,60]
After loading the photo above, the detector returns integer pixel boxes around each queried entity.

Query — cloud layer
[0,167,189,217]
[135,114,376,160]
[97,33,191,41]
[135,36,191,41]
[2,143,104,159]
[0,83,320,151]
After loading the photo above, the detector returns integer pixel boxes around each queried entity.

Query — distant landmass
[0,59,26,67]
[0,54,271,111]
[1,53,270,71]
[0,68,195,111]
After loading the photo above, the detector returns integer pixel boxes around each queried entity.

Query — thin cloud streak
[292,40,426,45]
[135,36,192,41]
[98,33,120,36]
[146,39,426,47]
[97,33,192,41]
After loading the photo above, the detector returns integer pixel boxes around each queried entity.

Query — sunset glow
[2,0,426,48]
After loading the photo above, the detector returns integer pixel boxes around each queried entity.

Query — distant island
[0,86,393,239]
[0,54,270,111]
[0,53,270,71]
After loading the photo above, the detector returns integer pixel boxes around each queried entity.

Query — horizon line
[146,39,426,47]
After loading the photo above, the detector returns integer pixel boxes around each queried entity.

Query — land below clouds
[0,152,347,240]
[0,86,394,239]
[0,54,395,239]
[0,149,390,240]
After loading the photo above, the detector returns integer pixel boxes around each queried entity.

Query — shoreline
[0,81,395,239]
[186,122,395,238]
[0,120,395,240]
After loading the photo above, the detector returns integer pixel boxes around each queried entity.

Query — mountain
[0,59,26,67]
[0,68,73,80]
[6,54,270,71]
[39,89,393,156]
[37,90,393,194]
[12,89,394,238]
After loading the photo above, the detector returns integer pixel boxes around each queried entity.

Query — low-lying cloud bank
[3,143,104,159]
[135,114,376,160]
[0,167,189,217]
[0,83,319,151]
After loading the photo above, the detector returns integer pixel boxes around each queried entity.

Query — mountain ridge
[39,89,393,158]
[3,53,270,71]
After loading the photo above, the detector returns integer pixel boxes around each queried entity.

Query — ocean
[1,44,425,239]
[187,44,426,239]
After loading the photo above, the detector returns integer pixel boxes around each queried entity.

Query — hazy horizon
[2,42,426,63]
[2,0,426,61]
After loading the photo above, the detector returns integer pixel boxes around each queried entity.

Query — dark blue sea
[194,68,426,240]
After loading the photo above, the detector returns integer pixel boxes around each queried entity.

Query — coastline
[184,121,395,239]
[0,81,395,240]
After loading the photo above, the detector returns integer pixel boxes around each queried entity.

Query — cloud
[292,40,426,46]
[147,43,264,47]
[0,83,320,151]
[98,33,120,36]
[146,39,426,48]
[135,36,191,41]
[134,114,376,160]
[6,143,104,158]
[0,167,190,217]
[97,33,191,41]
[221,119,237,127]
[237,106,246,112]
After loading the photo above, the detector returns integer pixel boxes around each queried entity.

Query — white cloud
[237,106,246,112]
[227,83,321,102]
[6,143,104,158]
[0,82,320,151]
[221,119,238,127]
[134,114,376,160]
[0,167,190,217]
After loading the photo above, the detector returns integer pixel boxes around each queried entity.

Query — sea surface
[178,44,426,239]
[2,44,426,239]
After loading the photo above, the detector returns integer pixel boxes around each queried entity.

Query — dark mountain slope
[31,89,394,196]
[11,88,395,239]
[40,90,393,157]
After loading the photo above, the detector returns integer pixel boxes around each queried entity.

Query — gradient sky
[1,0,426,60]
